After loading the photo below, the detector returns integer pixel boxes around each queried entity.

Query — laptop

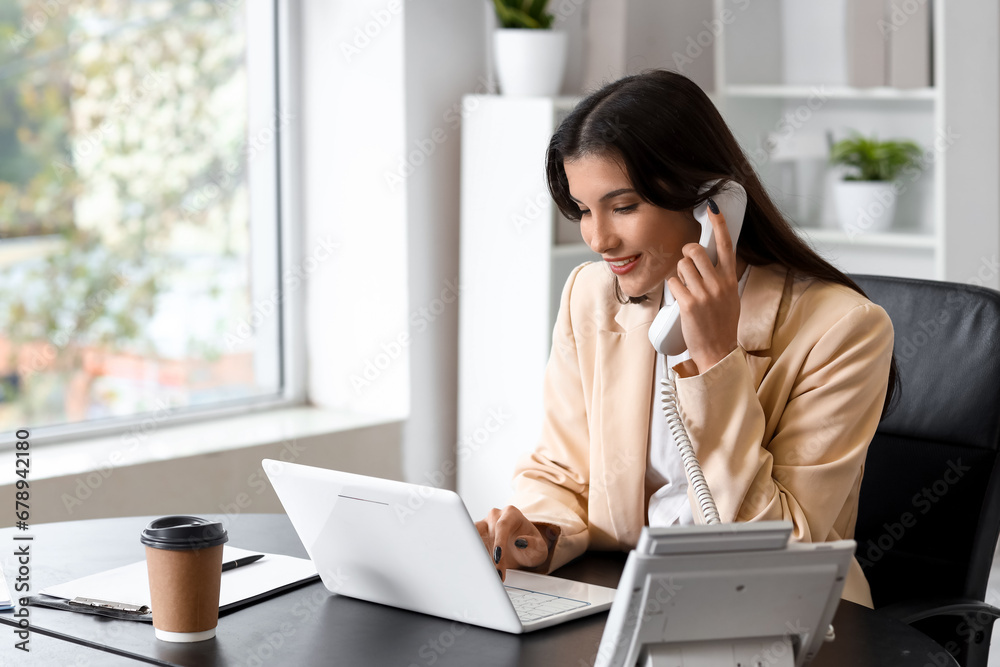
[263,460,616,633]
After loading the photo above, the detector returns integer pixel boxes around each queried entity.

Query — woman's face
[564,154,700,299]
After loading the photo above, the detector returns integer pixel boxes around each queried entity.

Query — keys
[505,586,589,622]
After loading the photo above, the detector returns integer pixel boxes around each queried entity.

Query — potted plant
[492,0,567,97]
[829,133,923,235]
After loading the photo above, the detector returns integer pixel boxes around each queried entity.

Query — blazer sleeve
[674,302,894,543]
[507,263,592,572]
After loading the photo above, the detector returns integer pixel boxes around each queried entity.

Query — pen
[222,554,265,572]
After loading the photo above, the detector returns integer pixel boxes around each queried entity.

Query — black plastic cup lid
[140,515,228,551]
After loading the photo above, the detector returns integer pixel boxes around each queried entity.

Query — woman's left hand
[666,199,742,375]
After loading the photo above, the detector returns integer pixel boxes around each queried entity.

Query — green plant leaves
[829,133,923,182]
[492,0,554,30]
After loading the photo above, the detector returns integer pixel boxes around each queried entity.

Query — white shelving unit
[724,85,937,101]
[457,96,595,519]
[713,0,999,284]
[796,227,936,250]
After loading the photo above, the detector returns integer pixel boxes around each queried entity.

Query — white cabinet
[457,96,595,519]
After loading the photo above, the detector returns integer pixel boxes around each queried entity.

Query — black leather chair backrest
[852,275,1000,607]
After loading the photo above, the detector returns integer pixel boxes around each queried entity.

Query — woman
[475,70,896,608]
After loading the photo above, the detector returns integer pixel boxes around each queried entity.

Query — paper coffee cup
[141,515,228,642]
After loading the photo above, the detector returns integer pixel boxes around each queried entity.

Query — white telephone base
[641,636,795,667]
[594,522,851,667]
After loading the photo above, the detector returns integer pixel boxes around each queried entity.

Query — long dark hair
[544,69,898,418]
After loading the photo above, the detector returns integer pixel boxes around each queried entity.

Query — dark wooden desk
[0,514,958,666]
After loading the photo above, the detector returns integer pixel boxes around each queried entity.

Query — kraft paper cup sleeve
[141,516,228,642]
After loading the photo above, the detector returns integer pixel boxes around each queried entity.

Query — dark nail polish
[707,198,720,215]
[515,538,528,549]
[494,546,502,563]
[497,569,503,580]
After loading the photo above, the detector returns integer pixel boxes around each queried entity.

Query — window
[0,0,295,443]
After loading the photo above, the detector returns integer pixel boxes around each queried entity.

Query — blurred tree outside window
[0,0,282,435]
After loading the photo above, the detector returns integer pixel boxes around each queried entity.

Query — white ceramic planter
[493,29,567,97]
[833,180,899,236]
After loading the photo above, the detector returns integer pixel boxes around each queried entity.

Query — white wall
[939,1,1000,288]
[0,421,402,527]
[402,2,489,489]
[302,0,411,418]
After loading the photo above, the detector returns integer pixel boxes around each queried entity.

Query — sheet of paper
[39,546,317,609]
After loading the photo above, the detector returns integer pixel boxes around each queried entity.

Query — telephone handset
[647,180,748,356]
[647,180,747,526]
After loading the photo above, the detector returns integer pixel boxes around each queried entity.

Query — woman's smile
[605,254,640,275]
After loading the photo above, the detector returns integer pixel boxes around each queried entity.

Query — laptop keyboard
[505,586,589,623]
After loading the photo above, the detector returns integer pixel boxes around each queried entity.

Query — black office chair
[852,274,1000,667]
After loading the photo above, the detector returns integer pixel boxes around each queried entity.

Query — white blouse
[646,266,751,527]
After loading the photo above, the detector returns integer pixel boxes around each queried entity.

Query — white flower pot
[493,29,567,97]
[833,181,899,237]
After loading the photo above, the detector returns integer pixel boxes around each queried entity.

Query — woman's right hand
[475,506,549,582]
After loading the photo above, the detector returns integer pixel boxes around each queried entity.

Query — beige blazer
[508,261,894,608]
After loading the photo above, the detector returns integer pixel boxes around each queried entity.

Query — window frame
[0,0,306,448]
